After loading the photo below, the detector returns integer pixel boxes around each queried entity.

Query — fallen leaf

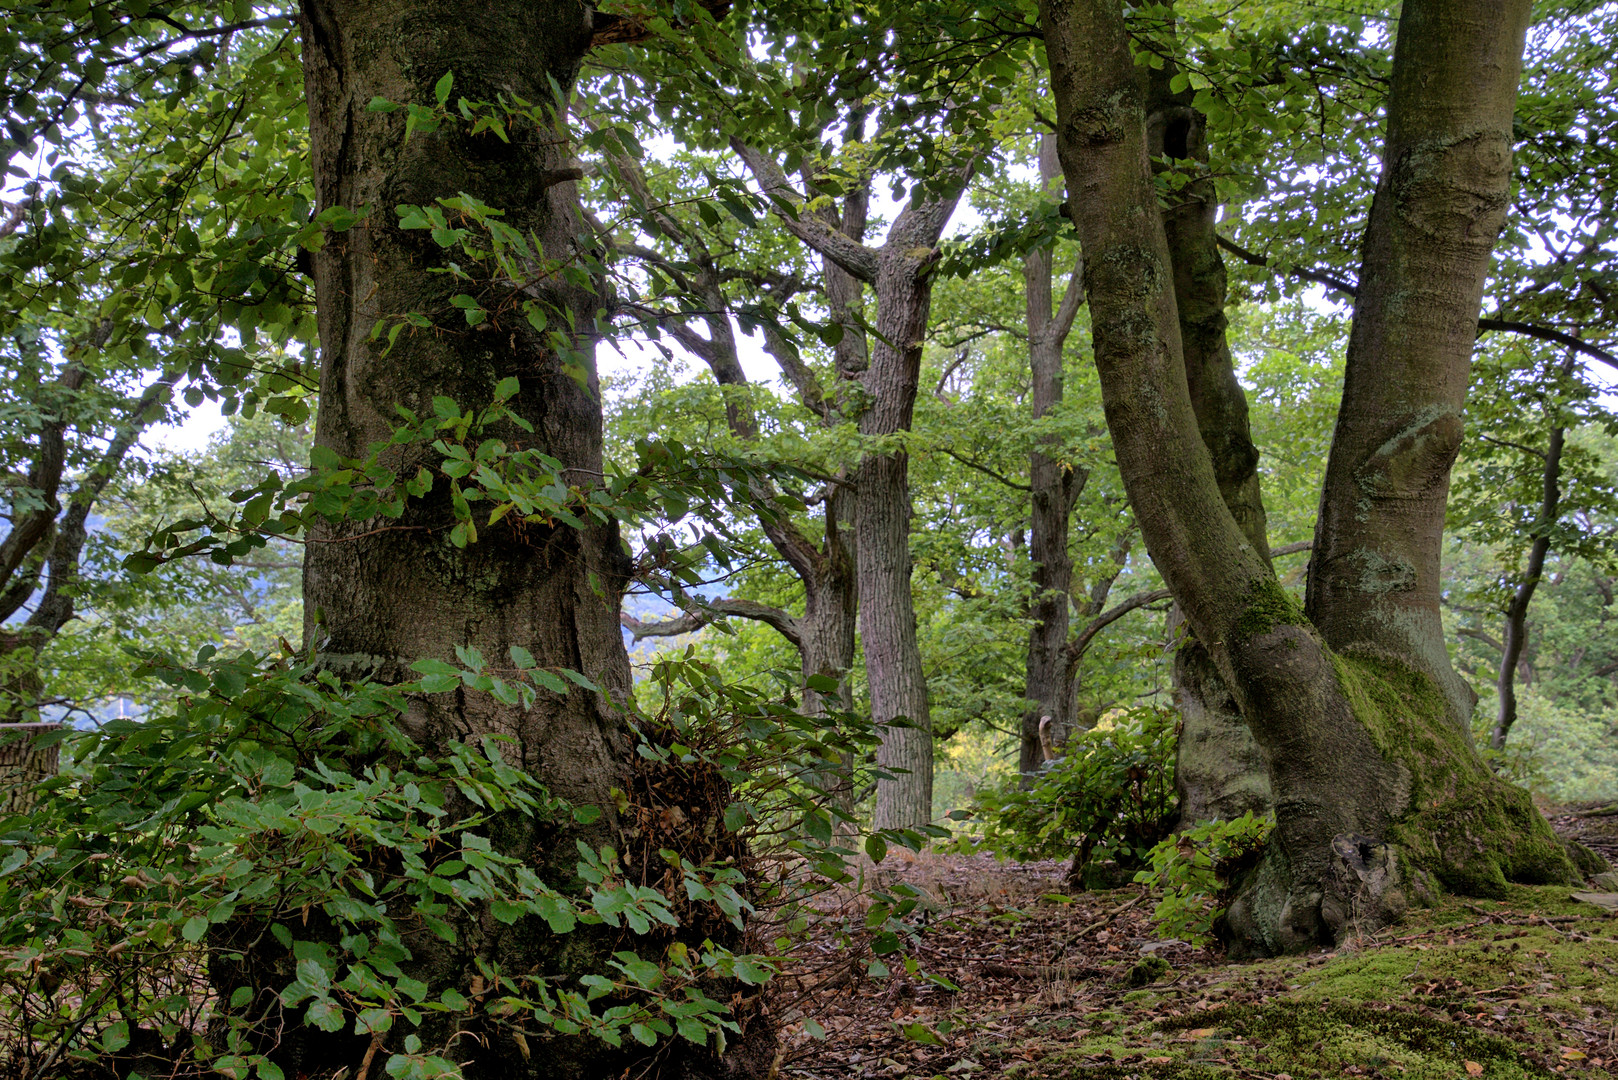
[1187,1027,1218,1039]
[1561,1048,1587,1061]
[1464,1062,1483,1076]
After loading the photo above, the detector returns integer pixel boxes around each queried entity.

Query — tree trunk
[1042,0,1577,956]
[861,219,959,831]
[1492,410,1567,750]
[1019,137,1087,781]
[277,4,767,1075]
[1144,59,1275,825]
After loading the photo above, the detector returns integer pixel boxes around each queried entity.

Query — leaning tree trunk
[1019,137,1087,781]
[1492,360,1570,750]
[1042,0,1582,957]
[1144,62,1275,825]
[254,4,770,1077]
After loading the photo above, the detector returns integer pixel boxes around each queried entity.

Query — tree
[1040,0,1594,955]
[273,2,769,1075]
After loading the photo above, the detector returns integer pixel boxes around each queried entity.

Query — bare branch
[938,448,1032,492]
[621,597,803,649]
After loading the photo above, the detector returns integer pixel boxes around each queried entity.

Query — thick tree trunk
[1303,3,1531,729]
[1019,138,1086,781]
[277,5,767,1076]
[1492,417,1566,749]
[1042,0,1576,957]
[1144,62,1275,825]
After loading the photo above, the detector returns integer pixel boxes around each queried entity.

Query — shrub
[0,644,910,1079]
[963,707,1179,888]
[1133,811,1274,946]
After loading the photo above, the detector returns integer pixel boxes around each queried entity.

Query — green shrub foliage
[1134,811,1275,946]
[0,644,916,1078]
[964,707,1179,887]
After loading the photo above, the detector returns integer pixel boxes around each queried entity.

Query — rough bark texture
[1143,61,1275,826]
[1042,0,1575,957]
[280,4,770,1076]
[1019,137,1087,781]
[0,720,58,813]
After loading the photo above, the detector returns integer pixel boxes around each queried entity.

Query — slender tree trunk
[1492,410,1567,749]
[1042,0,1577,956]
[276,5,768,1075]
[1020,137,1087,781]
[860,254,937,831]
[1144,59,1275,825]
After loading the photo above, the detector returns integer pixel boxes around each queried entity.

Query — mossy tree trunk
[279,3,769,1076]
[1040,0,1579,955]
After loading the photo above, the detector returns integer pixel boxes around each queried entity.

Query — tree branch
[1067,588,1174,676]
[621,597,803,649]
[1217,234,1618,372]
[938,448,1032,492]
[730,140,881,284]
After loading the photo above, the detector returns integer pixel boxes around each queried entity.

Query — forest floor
[765,803,1618,1080]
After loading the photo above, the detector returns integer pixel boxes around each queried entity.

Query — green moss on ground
[1003,889,1618,1080]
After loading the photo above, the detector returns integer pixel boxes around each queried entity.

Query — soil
[765,807,1618,1079]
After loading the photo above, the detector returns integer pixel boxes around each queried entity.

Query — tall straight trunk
[1019,136,1086,780]
[1493,415,1567,749]
[279,5,766,1075]
[731,142,969,832]
[860,253,940,832]
[1144,60,1275,825]
[1042,0,1578,957]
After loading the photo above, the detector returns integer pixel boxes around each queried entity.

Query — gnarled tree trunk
[1042,0,1579,957]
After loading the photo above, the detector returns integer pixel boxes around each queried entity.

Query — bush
[1133,811,1274,946]
[963,707,1179,888]
[0,644,910,1079]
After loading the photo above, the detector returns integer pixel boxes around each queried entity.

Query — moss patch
[1232,577,1304,643]
[1328,651,1580,898]
[1004,890,1618,1080]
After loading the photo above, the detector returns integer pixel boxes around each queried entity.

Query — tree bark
[1143,55,1275,826]
[1303,2,1533,729]
[734,143,971,831]
[281,4,768,1075]
[1019,136,1087,781]
[1492,403,1567,750]
[1042,0,1575,956]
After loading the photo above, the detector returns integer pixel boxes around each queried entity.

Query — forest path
[766,813,1617,1078]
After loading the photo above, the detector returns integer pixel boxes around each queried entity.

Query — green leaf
[182,916,210,943]
[434,71,454,106]
[864,834,888,864]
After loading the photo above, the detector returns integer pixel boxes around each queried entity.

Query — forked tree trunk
[1042,0,1581,956]
[1144,63,1274,825]
[272,4,768,1076]
[1019,137,1087,781]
